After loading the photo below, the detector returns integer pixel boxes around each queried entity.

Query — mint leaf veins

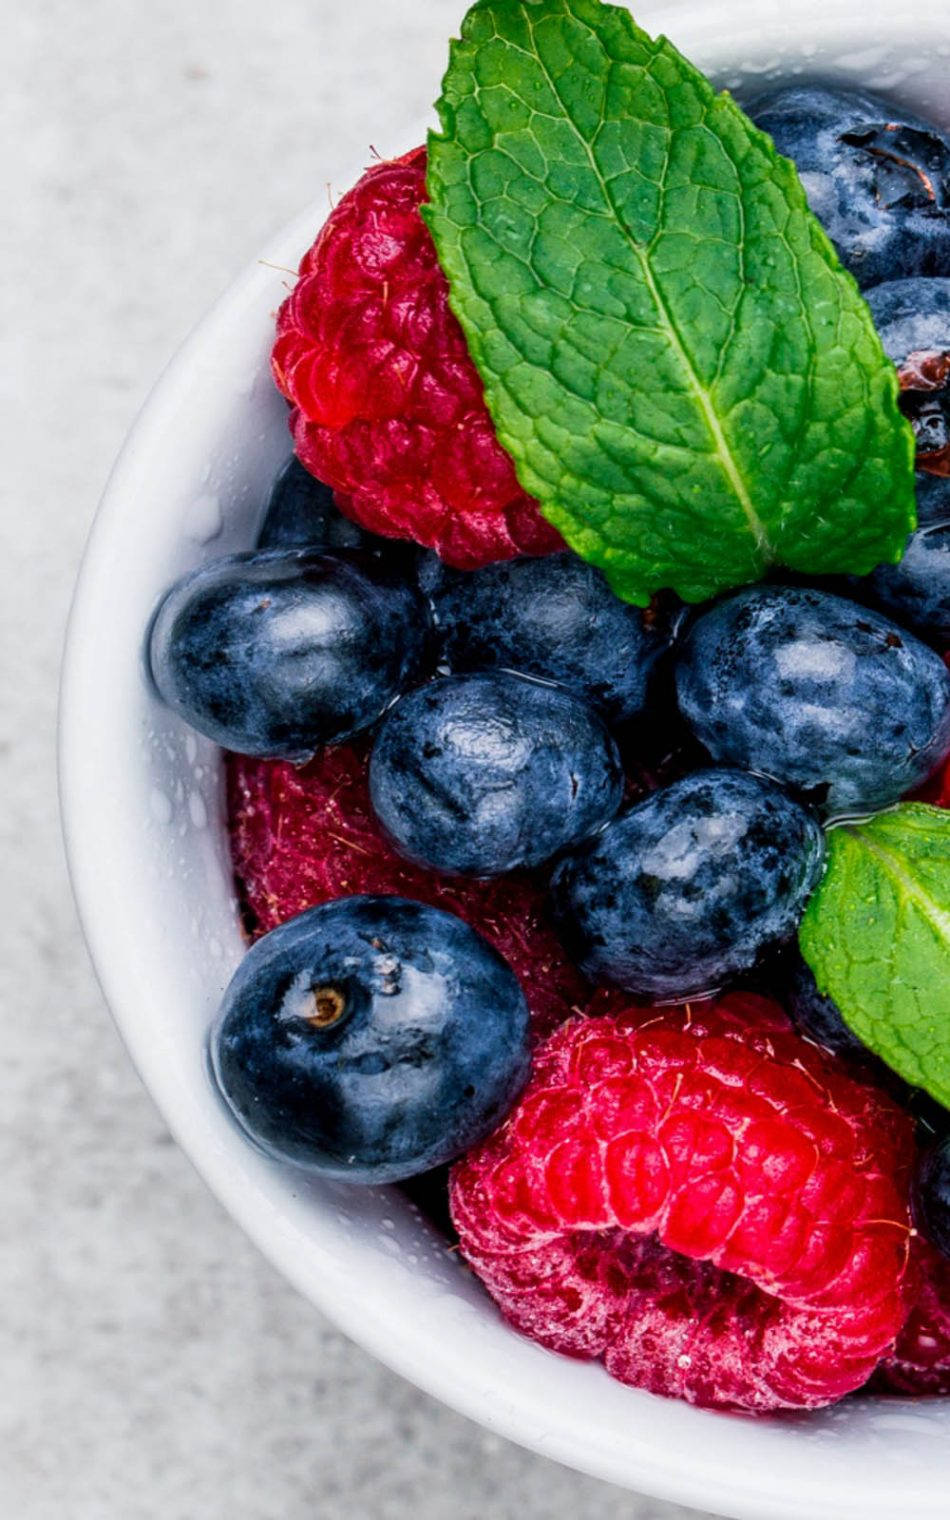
[799,805,950,1108]
[424,0,917,605]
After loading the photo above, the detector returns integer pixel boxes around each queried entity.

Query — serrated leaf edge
[424,0,917,605]
[799,805,950,1106]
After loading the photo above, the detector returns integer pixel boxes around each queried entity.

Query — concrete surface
[3,3,714,1516]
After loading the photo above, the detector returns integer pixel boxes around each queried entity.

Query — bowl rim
[59,7,950,1515]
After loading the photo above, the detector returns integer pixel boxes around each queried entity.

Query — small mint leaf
[799,805,950,1108]
[424,0,916,605]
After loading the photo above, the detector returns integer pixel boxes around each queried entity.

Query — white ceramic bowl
[61,4,950,1516]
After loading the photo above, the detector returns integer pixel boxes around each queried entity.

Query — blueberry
[257,457,369,551]
[865,278,950,472]
[862,520,950,647]
[782,954,868,1058]
[866,277,950,362]
[427,554,678,725]
[916,473,950,527]
[400,1165,456,1239]
[913,1136,950,1259]
[211,896,531,1183]
[907,1091,950,1147]
[414,550,447,599]
[258,455,422,584]
[369,671,623,877]
[675,585,950,817]
[149,549,430,760]
[746,86,950,287]
[549,769,825,1001]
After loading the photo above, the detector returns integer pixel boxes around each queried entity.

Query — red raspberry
[271,148,564,569]
[450,999,915,1412]
[872,1237,950,1395]
[932,754,950,808]
[226,748,615,1042]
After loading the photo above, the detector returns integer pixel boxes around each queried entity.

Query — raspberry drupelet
[873,1238,950,1395]
[271,148,564,569]
[450,997,916,1412]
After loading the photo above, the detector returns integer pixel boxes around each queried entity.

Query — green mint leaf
[799,805,950,1108]
[424,0,916,605]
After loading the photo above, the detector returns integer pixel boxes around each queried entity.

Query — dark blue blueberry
[149,549,430,760]
[258,456,422,584]
[549,769,825,1002]
[675,585,950,817]
[906,1090,950,1147]
[369,671,623,877]
[414,550,447,600]
[913,1136,950,1259]
[211,896,531,1183]
[400,1165,455,1239]
[427,554,679,725]
[866,277,950,364]
[257,457,369,551]
[746,86,950,288]
[782,953,868,1058]
[916,473,950,527]
[865,278,950,470]
[862,520,950,646]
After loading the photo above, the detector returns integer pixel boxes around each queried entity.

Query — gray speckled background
[4,3,713,1515]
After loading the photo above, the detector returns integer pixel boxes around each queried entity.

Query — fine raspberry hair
[271,147,564,569]
[450,998,915,1412]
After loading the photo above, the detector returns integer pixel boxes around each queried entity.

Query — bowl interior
[60,4,950,1517]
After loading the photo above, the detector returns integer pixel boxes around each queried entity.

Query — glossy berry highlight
[427,553,678,726]
[747,87,950,289]
[148,549,430,760]
[369,671,624,877]
[550,769,825,1001]
[227,746,617,1043]
[675,585,950,816]
[212,895,531,1182]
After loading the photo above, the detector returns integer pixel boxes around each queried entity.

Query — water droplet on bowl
[188,790,208,829]
[185,492,224,545]
[149,788,173,825]
[834,44,887,71]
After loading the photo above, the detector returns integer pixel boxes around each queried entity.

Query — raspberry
[450,999,915,1412]
[872,1237,950,1395]
[271,148,564,569]
[226,748,615,1042]
[933,751,950,808]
